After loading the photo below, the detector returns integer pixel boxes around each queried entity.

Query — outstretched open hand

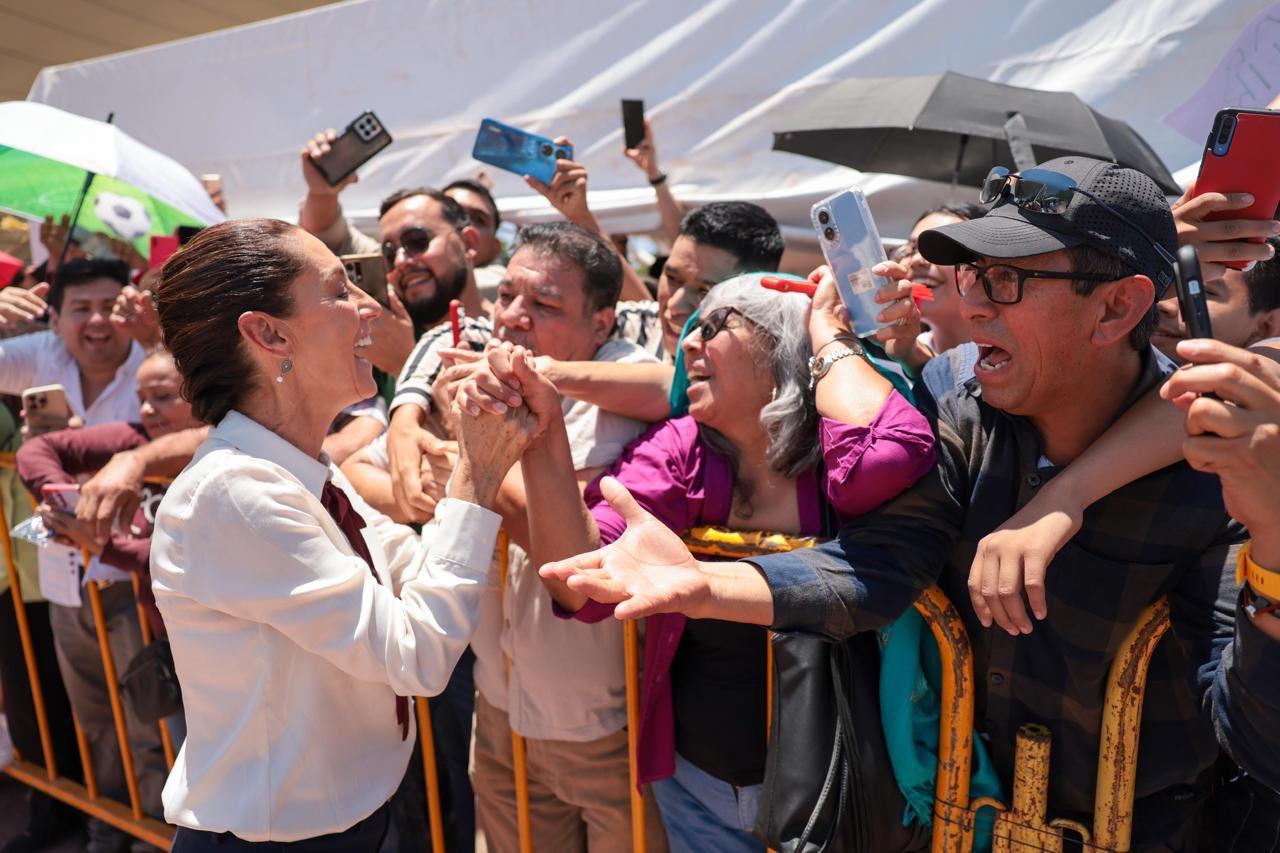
[539,477,708,620]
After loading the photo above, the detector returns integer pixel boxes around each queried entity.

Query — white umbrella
[0,101,225,256]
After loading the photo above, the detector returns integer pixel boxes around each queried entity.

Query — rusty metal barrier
[0,455,452,852]
[672,526,1171,853]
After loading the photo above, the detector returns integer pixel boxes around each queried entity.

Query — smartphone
[341,253,389,305]
[41,483,80,514]
[22,384,72,436]
[1194,108,1280,270]
[310,111,394,187]
[811,187,890,335]
[621,99,646,150]
[149,234,180,269]
[1175,245,1213,340]
[472,118,571,186]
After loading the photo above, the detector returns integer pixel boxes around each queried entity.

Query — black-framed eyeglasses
[979,166,1175,289]
[381,226,438,268]
[696,306,747,341]
[955,262,1116,305]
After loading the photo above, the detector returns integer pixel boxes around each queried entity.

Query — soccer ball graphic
[92,191,151,241]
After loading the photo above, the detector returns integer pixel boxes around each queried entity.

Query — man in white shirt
[343,223,658,851]
[0,257,158,853]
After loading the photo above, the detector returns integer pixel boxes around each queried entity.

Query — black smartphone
[176,225,203,245]
[621,99,646,149]
[311,111,393,187]
[1175,245,1213,340]
[341,253,389,305]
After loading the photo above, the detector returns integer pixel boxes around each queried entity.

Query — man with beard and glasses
[298,133,491,365]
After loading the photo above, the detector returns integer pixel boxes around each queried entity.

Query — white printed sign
[1165,2,1280,142]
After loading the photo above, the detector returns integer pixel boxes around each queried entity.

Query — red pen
[760,276,817,297]
[449,299,463,346]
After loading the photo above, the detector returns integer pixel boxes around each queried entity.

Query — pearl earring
[275,358,293,384]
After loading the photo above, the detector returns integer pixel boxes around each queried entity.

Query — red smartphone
[1193,108,1280,270]
[41,483,81,514]
[149,234,180,269]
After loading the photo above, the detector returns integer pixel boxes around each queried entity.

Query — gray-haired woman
[459,271,938,851]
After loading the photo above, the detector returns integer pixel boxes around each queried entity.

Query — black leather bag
[119,639,183,725]
[754,630,929,853]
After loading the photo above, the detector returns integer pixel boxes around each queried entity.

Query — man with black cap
[540,156,1247,848]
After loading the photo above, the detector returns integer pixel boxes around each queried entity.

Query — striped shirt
[392,301,666,413]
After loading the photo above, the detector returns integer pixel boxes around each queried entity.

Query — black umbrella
[772,71,1181,195]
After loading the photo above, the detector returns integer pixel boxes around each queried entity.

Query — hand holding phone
[1192,108,1280,271]
[307,112,393,189]
[1175,245,1213,340]
[811,187,890,335]
[472,119,572,186]
[22,384,73,437]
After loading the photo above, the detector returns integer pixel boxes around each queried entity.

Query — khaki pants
[50,582,167,817]
[472,693,666,853]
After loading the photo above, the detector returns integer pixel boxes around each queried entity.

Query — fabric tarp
[25,0,1277,243]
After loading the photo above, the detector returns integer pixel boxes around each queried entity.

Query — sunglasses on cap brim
[979,166,1175,289]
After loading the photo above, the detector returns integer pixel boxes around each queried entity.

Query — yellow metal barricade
[0,453,174,847]
[670,526,1171,853]
[0,456,454,852]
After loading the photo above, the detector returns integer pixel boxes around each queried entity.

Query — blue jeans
[651,752,763,853]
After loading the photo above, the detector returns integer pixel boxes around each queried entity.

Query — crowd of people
[0,104,1277,853]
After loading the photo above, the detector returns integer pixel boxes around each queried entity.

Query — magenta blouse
[561,390,936,786]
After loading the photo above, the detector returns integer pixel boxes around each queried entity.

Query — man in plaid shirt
[543,156,1246,848]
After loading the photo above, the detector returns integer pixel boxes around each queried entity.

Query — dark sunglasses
[696,306,747,341]
[381,226,437,267]
[979,166,1175,289]
[955,262,1116,305]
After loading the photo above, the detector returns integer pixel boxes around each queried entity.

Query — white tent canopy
[27,0,1278,244]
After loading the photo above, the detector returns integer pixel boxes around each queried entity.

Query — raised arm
[534,357,675,423]
[525,139,652,302]
[623,119,684,245]
[1160,338,1280,790]
[78,425,209,545]
[969,340,1280,635]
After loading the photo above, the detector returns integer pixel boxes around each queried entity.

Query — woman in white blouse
[149,219,535,850]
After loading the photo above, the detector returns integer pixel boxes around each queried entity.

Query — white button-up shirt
[0,331,147,586]
[151,411,500,842]
[0,330,146,424]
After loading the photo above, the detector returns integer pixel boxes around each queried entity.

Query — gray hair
[697,274,820,487]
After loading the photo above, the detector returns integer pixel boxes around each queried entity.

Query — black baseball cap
[917,156,1178,294]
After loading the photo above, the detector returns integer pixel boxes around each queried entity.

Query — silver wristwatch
[808,340,864,390]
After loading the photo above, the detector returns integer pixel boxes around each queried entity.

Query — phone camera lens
[817,210,830,225]
[554,149,568,160]
[1217,116,1236,146]
[823,226,837,242]
[540,144,553,157]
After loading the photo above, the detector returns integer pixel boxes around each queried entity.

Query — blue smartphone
[811,187,889,335]
[472,118,572,186]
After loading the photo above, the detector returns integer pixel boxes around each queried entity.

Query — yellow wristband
[1236,542,1280,598]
